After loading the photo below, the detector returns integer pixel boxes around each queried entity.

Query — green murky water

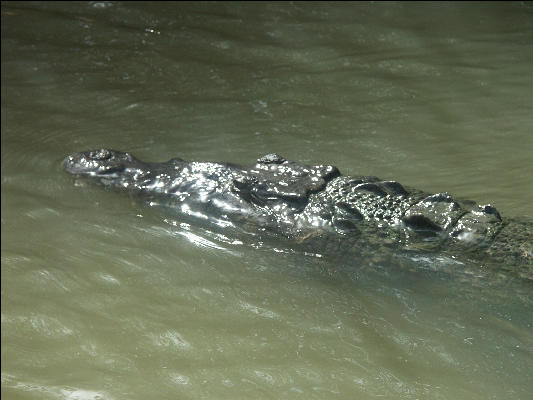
[2,2,533,399]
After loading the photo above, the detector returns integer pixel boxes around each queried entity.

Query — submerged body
[63,149,533,279]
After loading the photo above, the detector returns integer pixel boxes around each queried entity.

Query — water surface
[2,2,533,399]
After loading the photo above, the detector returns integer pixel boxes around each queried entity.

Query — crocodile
[62,149,533,280]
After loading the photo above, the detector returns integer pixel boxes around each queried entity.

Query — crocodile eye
[89,149,112,160]
[121,152,134,162]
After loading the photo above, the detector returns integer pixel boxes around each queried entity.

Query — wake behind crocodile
[62,149,533,282]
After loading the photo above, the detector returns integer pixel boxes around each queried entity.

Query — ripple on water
[149,330,192,351]
[238,301,280,319]
[96,273,120,286]
[1,313,75,338]
[167,371,191,386]
[240,367,296,392]
[1,373,111,400]
[60,388,111,400]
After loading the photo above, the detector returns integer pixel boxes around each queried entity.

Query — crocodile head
[62,149,137,177]
[62,148,152,191]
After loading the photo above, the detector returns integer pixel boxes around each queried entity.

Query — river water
[2,2,533,399]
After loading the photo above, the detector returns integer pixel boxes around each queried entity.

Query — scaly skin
[63,149,533,279]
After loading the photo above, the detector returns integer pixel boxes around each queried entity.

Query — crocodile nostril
[62,155,75,169]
